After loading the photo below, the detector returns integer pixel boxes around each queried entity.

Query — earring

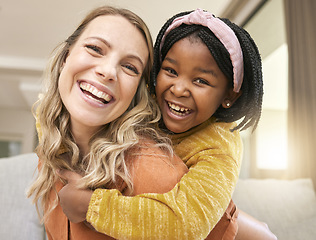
[226,102,231,107]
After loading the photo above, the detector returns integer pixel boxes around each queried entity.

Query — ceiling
[0,0,260,111]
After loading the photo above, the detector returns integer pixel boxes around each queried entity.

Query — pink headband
[160,8,244,92]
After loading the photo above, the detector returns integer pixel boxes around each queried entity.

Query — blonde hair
[27,5,172,220]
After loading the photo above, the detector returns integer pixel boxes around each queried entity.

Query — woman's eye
[123,64,139,75]
[85,44,103,55]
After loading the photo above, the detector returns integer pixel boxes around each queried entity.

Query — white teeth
[96,91,103,98]
[86,94,103,104]
[167,102,190,116]
[79,82,112,103]
[92,88,99,97]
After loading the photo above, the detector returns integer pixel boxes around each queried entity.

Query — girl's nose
[170,79,190,98]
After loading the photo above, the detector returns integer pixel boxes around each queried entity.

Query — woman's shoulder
[126,140,188,196]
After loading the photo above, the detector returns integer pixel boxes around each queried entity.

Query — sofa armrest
[0,153,45,240]
[233,178,316,240]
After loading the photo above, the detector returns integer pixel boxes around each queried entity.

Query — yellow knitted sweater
[86,119,243,240]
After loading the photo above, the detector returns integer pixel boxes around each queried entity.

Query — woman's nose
[95,58,118,82]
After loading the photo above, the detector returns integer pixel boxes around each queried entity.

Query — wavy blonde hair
[27,5,173,220]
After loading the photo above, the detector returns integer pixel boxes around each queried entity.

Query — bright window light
[256,44,288,170]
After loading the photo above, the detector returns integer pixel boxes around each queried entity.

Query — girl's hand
[56,169,93,223]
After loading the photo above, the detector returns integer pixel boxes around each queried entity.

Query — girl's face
[155,38,232,133]
[58,15,148,139]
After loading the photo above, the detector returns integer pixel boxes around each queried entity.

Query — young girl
[57,8,276,240]
[27,6,189,240]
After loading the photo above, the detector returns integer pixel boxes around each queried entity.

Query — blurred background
[0,0,315,187]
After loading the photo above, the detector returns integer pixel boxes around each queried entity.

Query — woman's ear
[59,50,69,73]
[60,62,65,72]
[221,88,242,108]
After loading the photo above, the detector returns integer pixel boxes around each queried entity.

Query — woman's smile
[58,14,148,138]
[79,81,113,105]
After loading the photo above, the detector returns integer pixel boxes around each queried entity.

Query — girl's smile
[155,37,231,133]
[167,101,192,117]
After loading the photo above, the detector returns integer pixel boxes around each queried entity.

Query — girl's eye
[85,44,103,55]
[162,67,178,76]
[195,78,211,86]
[123,64,139,75]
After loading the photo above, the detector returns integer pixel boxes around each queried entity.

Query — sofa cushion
[0,153,45,240]
[233,178,316,240]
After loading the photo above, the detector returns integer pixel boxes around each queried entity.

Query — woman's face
[58,15,149,139]
[155,38,231,133]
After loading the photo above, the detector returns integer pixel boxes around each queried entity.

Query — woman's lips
[79,81,112,104]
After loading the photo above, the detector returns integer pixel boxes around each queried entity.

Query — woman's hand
[56,169,93,223]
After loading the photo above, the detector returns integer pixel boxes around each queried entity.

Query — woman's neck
[70,122,101,156]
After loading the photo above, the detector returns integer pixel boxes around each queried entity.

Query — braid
[150,12,263,132]
[216,18,263,131]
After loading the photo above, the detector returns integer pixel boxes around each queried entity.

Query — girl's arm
[86,121,242,240]
[57,147,188,224]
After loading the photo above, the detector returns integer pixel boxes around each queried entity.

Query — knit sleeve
[35,114,42,141]
[86,121,243,240]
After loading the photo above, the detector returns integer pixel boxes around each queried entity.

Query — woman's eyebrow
[85,36,145,68]
[86,36,112,48]
[126,54,145,69]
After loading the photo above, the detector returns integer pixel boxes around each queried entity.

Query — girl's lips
[165,100,192,118]
[167,101,192,116]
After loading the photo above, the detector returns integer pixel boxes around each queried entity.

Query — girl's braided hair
[150,10,263,131]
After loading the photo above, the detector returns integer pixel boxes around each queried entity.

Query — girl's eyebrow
[85,36,145,69]
[164,56,217,77]
[164,57,177,64]
[196,67,217,77]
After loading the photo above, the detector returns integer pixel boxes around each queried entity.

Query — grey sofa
[1,153,316,240]
[0,153,45,240]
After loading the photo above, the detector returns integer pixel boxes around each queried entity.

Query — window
[244,0,288,170]
[0,139,22,158]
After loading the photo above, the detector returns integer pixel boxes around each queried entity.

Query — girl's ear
[221,88,242,108]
